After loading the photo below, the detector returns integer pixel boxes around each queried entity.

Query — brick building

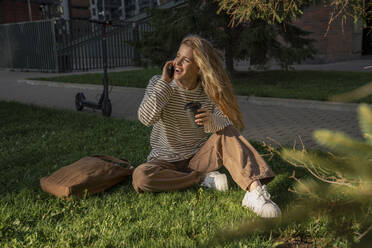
[294,3,364,63]
[0,0,61,24]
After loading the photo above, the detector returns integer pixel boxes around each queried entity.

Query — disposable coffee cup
[184,101,201,127]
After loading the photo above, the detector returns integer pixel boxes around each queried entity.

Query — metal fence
[0,19,58,71]
[0,18,151,72]
[55,19,137,72]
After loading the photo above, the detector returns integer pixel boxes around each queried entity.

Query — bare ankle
[248,180,262,192]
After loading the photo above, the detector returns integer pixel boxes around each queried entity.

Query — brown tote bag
[40,155,134,198]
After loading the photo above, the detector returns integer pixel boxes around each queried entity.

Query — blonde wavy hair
[181,35,244,130]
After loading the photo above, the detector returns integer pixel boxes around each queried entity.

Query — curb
[19,79,362,112]
[17,79,145,94]
[6,66,143,74]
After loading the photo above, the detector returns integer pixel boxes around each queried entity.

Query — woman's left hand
[195,108,211,126]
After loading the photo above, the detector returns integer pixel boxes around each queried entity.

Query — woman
[133,35,281,218]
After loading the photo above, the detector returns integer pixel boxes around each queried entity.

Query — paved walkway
[0,62,368,150]
[235,58,372,72]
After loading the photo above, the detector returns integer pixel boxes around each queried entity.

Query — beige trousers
[132,126,274,192]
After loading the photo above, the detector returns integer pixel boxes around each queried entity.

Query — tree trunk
[225,46,235,74]
[224,25,235,74]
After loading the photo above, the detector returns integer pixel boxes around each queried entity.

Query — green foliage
[217,0,307,25]
[134,0,315,71]
[217,0,366,28]
[282,105,372,245]
[214,104,372,246]
[133,0,207,68]
[239,20,316,69]
[359,104,372,144]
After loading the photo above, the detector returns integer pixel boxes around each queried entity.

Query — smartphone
[168,65,174,78]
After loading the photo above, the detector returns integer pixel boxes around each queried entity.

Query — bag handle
[92,155,131,167]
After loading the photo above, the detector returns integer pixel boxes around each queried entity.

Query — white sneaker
[200,171,228,191]
[242,185,281,218]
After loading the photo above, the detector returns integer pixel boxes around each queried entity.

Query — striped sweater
[138,75,232,162]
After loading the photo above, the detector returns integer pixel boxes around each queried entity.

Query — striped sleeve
[204,104,233,133]
[138,75,174,127]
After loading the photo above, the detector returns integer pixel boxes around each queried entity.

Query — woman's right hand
[161,60,174,83]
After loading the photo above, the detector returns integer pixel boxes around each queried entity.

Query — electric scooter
[75,17,112,117]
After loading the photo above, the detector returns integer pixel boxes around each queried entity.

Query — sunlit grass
[0,101,353,247]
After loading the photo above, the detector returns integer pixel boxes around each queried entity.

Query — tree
[134,0,315,72]
[237,19,316,70]
[217,0,367,31]
[210,87,372,246]
[134,0,242,72]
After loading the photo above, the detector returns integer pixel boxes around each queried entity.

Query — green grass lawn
[0,102,353,247]
[31,68,372,103]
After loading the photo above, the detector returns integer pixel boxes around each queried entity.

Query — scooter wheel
[102,99,112,117]
[75,92,85,111]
